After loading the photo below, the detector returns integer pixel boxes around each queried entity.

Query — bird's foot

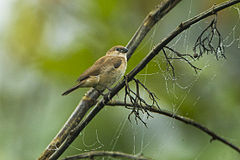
[94,88,105,96]
[103,93,112,105]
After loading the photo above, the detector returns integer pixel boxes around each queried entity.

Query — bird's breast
[97,57,127,89]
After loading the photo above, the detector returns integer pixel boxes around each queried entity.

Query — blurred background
[0,0,240,159]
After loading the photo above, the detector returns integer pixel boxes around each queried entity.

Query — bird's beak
[121,47,128,53]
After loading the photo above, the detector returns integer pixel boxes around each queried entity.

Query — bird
[62,45,128,96]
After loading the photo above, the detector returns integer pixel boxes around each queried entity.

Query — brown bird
[62,45,128,96]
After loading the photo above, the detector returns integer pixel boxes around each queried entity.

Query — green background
[0,0,240,159]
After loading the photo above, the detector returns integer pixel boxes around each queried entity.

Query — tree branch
[38,0,182,159]
[38,89,100,160]
[63,151,149,160]
[126,0,182,59]
[48,1,240,159]
[108,101,240,153]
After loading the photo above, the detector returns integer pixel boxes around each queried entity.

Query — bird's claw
[103,93,111,104]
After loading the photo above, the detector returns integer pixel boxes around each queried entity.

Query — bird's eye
[116,48,121,51]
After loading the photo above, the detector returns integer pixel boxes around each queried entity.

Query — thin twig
[108,101,240,153]
[193,14,226,59]
[124,77,158,127]
[164,46,201,74]
[165,46,195,60]
[162,48,176,78]
[63,151,149,160]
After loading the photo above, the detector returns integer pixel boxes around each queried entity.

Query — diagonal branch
[48,1,240,159]
[108,101,240,153]
[63,151,149,160]
[38,0,182,159]
[126,0,182,60]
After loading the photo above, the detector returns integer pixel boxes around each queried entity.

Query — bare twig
[62,151,149,160]
[163,46,201,75]
[124,77,158,127]
[193,14,225,59]
[39,1,182,159]
[108,101,240,153]
[134,78,160,109]
[164,46,195,61]
[162,48,176,77]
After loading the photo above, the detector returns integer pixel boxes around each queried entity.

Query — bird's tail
[62,84,81,96]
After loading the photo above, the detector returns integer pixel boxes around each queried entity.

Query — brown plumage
[62,45,128,96]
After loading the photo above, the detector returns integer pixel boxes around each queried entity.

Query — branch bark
[47,0,240,159]
[38,0,182,159]
[108,101,240,153]
[126,0,182,59]
[63,151,149,160]
[38,89,99,160]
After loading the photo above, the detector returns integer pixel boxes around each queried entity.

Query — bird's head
[106,45,128,57]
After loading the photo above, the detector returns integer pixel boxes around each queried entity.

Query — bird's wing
[113,58,122,68]
[77,56,124,82]
[76,56,106,82]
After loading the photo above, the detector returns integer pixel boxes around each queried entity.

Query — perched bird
[62,45,128,96]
